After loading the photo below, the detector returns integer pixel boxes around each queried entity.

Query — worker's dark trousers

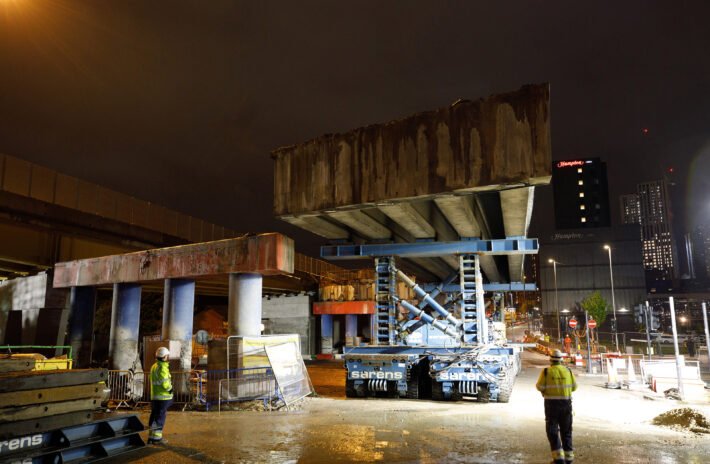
[544,399,573,463]
[148,399,173,442]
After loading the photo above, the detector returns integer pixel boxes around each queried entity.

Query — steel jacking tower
[271,84,552,402]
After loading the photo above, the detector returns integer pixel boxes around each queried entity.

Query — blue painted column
[228,273,263,337]
[345,314,357,346]
[320,314,333,354]
[162,279,195,372]
[68,286,96,369]
[108,283,142,371]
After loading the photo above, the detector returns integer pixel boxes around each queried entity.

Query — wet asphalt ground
[107,350,710,463]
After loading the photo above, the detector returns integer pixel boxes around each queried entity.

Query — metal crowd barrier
[197,367,278,411]
[107,370,135,409]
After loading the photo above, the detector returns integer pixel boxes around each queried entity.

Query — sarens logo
[0,434,43,453]
[351,371,403,380]
[438,372,477,381]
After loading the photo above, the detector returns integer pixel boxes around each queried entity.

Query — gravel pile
[652,408,710,434]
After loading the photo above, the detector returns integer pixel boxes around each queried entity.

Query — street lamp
[603,245,619,351]
[549,258,561,342]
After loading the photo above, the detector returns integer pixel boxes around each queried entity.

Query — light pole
[548,258,561,343]
[603,245,619,352]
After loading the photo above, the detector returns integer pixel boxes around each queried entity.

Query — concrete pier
[345,314,357,341]
[67,286,96,369]
[320,314,333,354]
[108,283,142,371]
[162,279,195,371]
[228,273,263,337]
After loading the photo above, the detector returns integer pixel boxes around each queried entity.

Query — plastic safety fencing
[198,368,278,411]
[597,353,646,377]
[640,359,701,384]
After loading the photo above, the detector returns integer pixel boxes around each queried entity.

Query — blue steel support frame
[374,257,397,345]
[321,238,538,259]
[419,282,537,292]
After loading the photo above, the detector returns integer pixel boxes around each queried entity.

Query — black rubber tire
[477,383,491,403]
[406,379,419,399]
[431,380,444,401]
[345,379,357,398]
[497,382,512,403]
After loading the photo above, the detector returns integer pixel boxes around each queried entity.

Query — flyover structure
[273,84,551,348]
[53,233,293,371]
[272,84,551,284]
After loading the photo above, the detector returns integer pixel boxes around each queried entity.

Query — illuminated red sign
[556,160,585,168]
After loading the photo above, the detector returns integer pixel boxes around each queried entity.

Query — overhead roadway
[271,84,551,283]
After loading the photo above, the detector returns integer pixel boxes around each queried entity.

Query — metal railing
[107,370,198,408]
[107,370,135,409]
[198,368,278,411]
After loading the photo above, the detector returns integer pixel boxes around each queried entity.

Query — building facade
[552,157,611,229]
[539,226,647,334]
[636,178,678,284]
[620,193,641,225]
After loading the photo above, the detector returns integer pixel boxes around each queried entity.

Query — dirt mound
[652,408,710,434]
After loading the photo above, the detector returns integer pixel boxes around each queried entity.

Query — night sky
[1,1,709,256]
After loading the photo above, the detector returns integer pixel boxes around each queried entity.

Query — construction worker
[564,335,572,354]
[148,347,173,444]
[536,349,577,464]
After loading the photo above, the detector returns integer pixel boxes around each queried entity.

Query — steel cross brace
[321,238,538,259]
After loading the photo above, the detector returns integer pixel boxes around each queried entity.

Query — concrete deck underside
[52,233,294,288]
[271,84,551,283]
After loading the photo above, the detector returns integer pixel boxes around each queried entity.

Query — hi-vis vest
[536,364,577,400]
[150,360,173,401]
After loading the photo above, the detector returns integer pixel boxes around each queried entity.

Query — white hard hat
[550,349,563,361]
[155,347,170,358]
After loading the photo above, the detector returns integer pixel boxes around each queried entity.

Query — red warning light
[642,129,648,133]
[669,168,674,173]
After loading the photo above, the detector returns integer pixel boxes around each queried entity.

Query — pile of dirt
[652,408,710,434]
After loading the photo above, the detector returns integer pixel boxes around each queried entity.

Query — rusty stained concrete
[272,84,551,218]
[53,233,294,288]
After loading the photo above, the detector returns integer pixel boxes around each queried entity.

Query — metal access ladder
[374,257,397,345]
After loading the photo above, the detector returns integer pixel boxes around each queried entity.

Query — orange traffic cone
[605,358,620,389]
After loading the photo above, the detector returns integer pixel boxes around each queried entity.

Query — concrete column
[320,314,333,354]
[68,286,96,369]
[108,283,142,371]
[345,314,357,345]
[228,273,263,337]
[162,279,195,371]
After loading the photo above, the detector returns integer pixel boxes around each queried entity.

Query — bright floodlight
[548,258,554,263]
[604,244,610,250]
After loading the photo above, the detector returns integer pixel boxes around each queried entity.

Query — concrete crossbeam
[434,195,481,238]
[378,203,435,239]
[281,215,349,240]
[52,233,294,287]
[500,187,534,281]
[327,210,390,239]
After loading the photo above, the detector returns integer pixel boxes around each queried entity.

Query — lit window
[578,180,584,186]
[579,192,585,198]
[581,217,586,223]
[577,168,583,173]
[580,205,585,210]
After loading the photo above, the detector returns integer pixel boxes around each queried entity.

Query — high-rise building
[691,224,710,280]
[620,193,640,224]
[552,158,611,229]
[636,178,677,282]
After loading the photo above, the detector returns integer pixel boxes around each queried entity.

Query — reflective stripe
[544,395,572,400]
[152,394,172,400]
[552,449,565,459]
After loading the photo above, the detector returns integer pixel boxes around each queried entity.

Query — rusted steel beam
[53,233,294,288]
[312,301,375,315]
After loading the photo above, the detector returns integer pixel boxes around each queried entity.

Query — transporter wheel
[431,380,444,401]
[476,383,491,403]
[406,378,419,399]
[345,379,357,398]
[497,381,512,403]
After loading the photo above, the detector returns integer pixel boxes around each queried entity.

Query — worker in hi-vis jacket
[536,349,577,464]
[148,346,173,444]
